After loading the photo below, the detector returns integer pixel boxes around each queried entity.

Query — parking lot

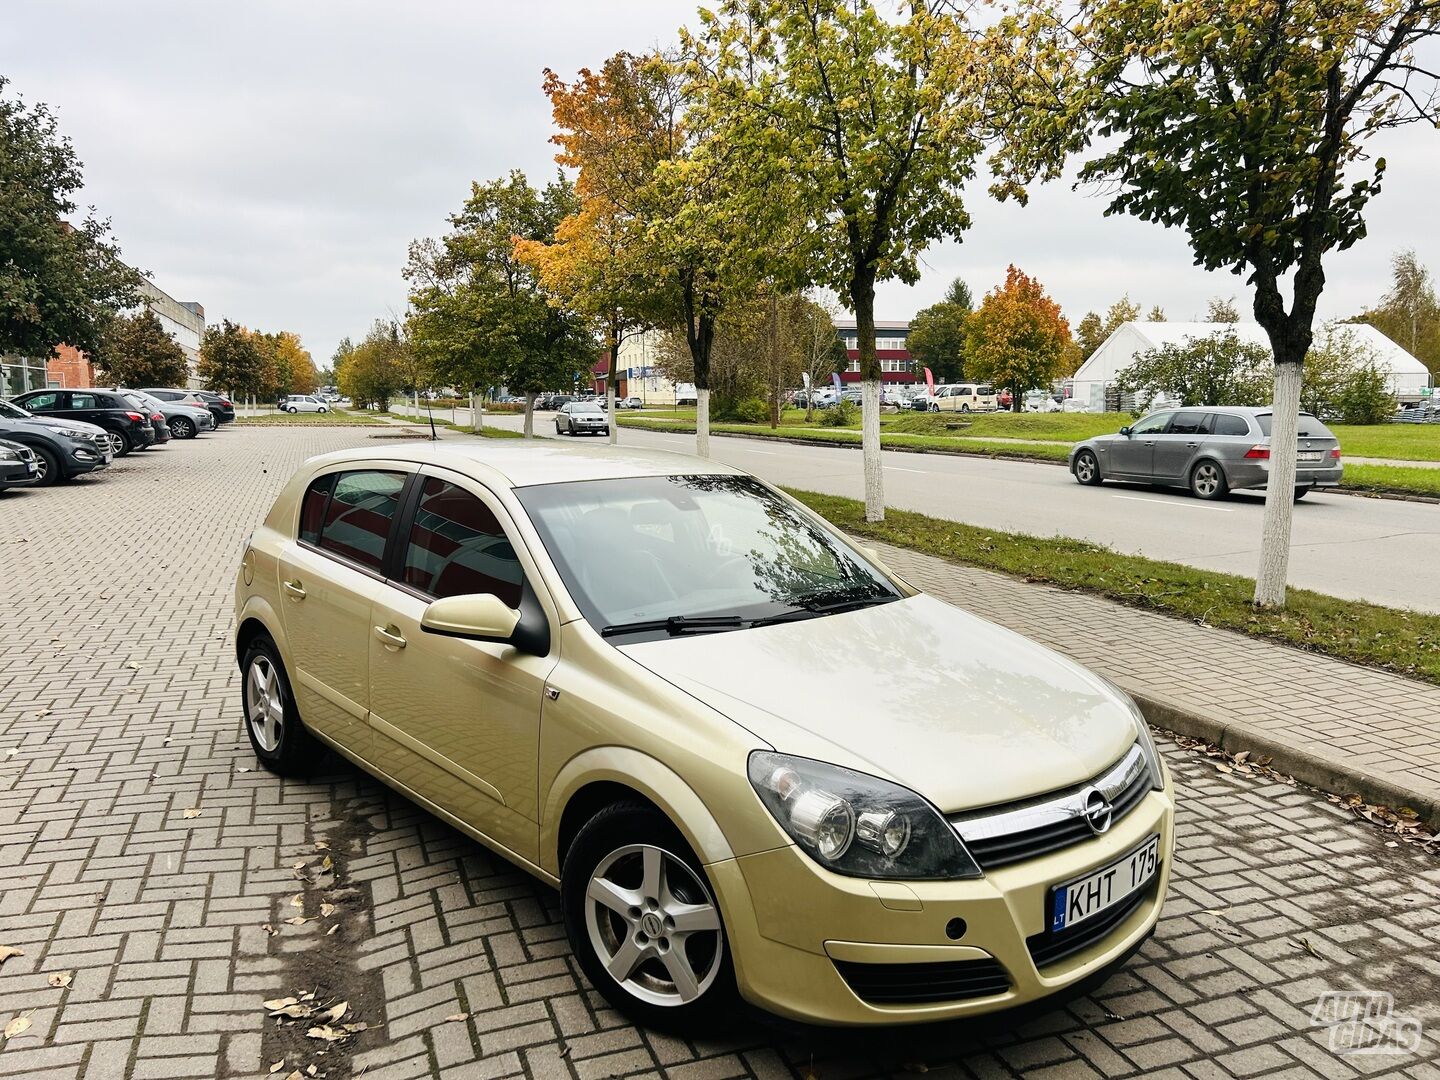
[2,426,1439,1080]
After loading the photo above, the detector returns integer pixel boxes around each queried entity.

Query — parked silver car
[1069,407,1342,501]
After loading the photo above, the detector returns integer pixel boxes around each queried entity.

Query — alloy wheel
[33,454,49,483]
[1193,462,1222,498]
[245,655,285,752]
[1075,452,1096,483]
[173,418,193,439]
[106,431,126,456]
[584,844,723,1007]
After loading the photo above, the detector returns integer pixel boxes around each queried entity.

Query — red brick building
[834,318,916,383]
[46,344,95,388]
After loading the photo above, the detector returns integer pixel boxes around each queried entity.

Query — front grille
[951,745,1152,870]
[834,956,1011,1005]
[1026,882,1153,969]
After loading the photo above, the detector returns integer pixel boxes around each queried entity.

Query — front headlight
[748,752,981,880]
[0,449,18,461]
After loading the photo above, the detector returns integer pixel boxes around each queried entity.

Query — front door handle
[374,625,407,649]
[282,579,306,600]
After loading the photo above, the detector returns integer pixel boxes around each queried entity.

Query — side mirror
[421,593,520,643]
[1119,426,1133,437]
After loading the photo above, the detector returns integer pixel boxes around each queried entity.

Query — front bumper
[0,460,36,484]
[714,785,1174,1026]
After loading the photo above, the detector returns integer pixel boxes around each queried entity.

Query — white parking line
[1112,494,1235,512]
[737,448,776,455]
[886,466,930,474]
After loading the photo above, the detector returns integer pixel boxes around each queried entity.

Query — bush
[713,396,770,423]
[819,400,860,426]
[1333,363,1396,424]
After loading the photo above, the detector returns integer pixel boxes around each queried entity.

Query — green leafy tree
[1,76,140,356]
[965,266,1071,410]
[1356,249,1440,376]
[1074,296,1145,360]
[908,278,973,383]
[1207,297,1242,323]
[93,310,188,387]
[1303,324,1397,421]
[693,0,989,520]
[337,320,406,411]
[1074,312,1106,361]
[1115,330,1272,410]
[992,0,1440,606]
[197,320,271,400]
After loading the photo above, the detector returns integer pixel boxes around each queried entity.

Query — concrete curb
[1122,683,1440,829]
[617,422,1440,504]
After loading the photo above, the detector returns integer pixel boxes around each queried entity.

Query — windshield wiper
[750,592,897,628]
[600,615,745,638]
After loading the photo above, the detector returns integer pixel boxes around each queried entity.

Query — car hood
[618,594,1138,813]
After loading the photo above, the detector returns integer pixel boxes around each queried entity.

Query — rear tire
[1293,487,1308,501]
[240,635,319,776]
[1073,449,1102,486]
[106,429,130,457]
[562,803,737,1034]
[1190,460,1229,500]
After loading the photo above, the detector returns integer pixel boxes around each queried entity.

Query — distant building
[592,330,687,404]
[833,318,915,383]
[8,276,207,392]
[1069,321,1434,411]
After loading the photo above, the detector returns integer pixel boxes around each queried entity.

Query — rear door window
[1211,413,1251,436]
[315,470,407,572]
[1256,413,1334,438]
[1167,411,1211,435]
[70,392,100,409]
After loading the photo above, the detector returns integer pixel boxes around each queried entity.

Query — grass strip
[786,487,1440,687]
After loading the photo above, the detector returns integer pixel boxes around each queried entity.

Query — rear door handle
[374,625,407,649]
[282,580,306,600]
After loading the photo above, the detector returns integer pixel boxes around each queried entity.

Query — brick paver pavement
[2,425,1439,1080]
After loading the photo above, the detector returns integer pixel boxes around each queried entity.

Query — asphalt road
[477,410,1440,615]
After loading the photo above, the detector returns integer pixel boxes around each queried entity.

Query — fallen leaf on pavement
[183,807,201,819]
[326,924,339,935]
[0,945,22,969]
[1293,936,1319,958]
[269,1058,285,1073]
[3,1014,32,1040]
[47,971,72,988]
[305,1024,348,1042]
[290,894,305,909]
[270,1003,315,1019]
[320,903,336,918]
[320,855,333,872]
[263,997,299,1010]
[444,1013,468,1023]
[124,661,139,670]
[261,923,277,937]
[319,1001,348,1024]
[284,1072,304,1080]
[283,916,311,926]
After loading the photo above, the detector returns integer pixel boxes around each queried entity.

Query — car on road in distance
[0,408,112,486]
[235,441,1174,1031]
[280,394,329,414]
[12,388,155,457]
[555,401,611,436]
[620,396,644,410]
[0,437,39,490]
[1069,406,1343,501]
[930,383,999,413]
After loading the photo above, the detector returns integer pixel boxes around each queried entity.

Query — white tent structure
[1068,321,1433,411]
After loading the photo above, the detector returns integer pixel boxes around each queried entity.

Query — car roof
[306,440,746,489]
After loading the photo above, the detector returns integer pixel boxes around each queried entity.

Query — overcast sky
[4,1,1436,367]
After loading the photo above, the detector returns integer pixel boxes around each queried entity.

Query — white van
[931,383,998,413]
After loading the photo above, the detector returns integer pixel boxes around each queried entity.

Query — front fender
[540,746,738,877]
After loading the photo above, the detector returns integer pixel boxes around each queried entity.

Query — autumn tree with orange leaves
[963,266,1071,412]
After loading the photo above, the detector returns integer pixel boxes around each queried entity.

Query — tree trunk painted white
[470,390,483,432]
[696,388,711,459]
[1254,361,1303,607]
[607,383,618,445]
[862,378,884,522]
[523,392,536,439]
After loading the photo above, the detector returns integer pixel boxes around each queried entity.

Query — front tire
[171,416,195,439]
[1073,449,1102,486]
[562,803,736,1034]
[29,445,60,487]
[240,635,319,776]
[1190,460,1229,500]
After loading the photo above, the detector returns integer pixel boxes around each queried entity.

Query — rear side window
[402,477,523,605]
[71,392,100,409]
[1211,413,1250,436]
[1168,411,1211,435]
[299,474,336,544]
[315,470,407,572]
[1256,413,1333,438]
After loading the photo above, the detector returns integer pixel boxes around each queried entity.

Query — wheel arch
[234,598,292,673]
[543,748,736,879]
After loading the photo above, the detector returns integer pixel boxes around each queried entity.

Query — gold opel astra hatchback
[235,440,1174,1030]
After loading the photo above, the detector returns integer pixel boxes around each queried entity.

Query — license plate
[1049,835,1160,933]
[1297,451,1323,462]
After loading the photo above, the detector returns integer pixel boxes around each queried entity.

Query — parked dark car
[0,437,40,491]
[554,400,610,436]
[151,388,235,425]
[12,389,155,457]
[0,412,112,486]
[1069,406,1342,501]
[119,392,171,445]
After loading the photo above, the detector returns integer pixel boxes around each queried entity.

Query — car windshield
[516,475,901,639]
[573,403,603,414]
[0,400,32,420]
[1256,413,1333,438]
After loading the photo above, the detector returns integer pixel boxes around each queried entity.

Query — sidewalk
[870,538,1440,825]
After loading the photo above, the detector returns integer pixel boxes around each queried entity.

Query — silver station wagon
[1069,407,1343,501]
